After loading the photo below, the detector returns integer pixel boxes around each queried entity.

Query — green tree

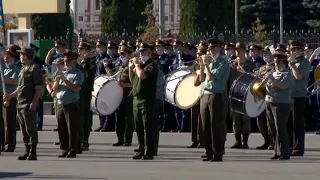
[240,0,310,30]
[32,0,73,37]
[252,18,272,46]
[302,0,320,27]
[101,0,150,35]
[138,3,159,43]
[179,0,234,35]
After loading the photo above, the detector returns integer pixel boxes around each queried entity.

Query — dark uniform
[30,43,46,131]
[287,41,310,156]
[248,44,266,69]
[229,42,255,149]
[78,39,97,151]
[15,47,44,160]
[113,45,135,146]
[56,51,84,158]
[94,40,113,132]
[3,45,21,152]
[160,43,176,132]
[0,47,7,152]
[200,39,230,161]
[131,43,158,160]
[171,40,192,132]
[265,54,294,160]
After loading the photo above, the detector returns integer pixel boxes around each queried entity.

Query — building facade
[153,0,180,34]
[70,0,102,34]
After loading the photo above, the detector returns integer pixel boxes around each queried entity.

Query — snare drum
[165,70,203,109]
[229,73,266,118]
[91,75,123,115]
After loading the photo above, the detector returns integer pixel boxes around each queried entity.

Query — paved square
[0,115,320,180]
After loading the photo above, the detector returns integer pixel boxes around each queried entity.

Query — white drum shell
[91,76,123,115]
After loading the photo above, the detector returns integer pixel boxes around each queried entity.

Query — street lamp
[235,0,239,41]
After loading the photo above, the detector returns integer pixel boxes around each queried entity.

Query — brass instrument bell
[250,80,267,99]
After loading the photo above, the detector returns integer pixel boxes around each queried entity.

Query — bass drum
[165,69,204,109]
[91,75,123,115]
[229,73,266,118]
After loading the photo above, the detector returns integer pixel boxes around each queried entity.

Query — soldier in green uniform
[287,40,310,156]
[229,42,255,149]
[3,45,21,152]
[194,38,230,162]
[129,43,158,160]
[265,53,294,160]
[5,47,44,160]
[52,51,84,158]
[254,46,276,150]
[77,39,97,151]
[112,45,135,146]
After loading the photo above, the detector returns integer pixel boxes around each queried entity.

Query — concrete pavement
[0,115,320,180]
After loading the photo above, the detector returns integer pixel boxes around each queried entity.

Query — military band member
[3,45,21,152]
[287,40,310,156]
[171,40,192,132]
[5,47,44,160]
[196,39,229,162]
[129,43,158,160]
[265,53,294,160]
[45,40,67,131]
[187,41,207,148]
[224,43,237,63]
[248,44,265,68]
[94,40,112,132]
[229,42,255,149]
[52,51,84,158]
[275,44,287,54]
[255,46,276,150]
[77,39,97,151]
[30,43,46,131]
[112,45,135,146]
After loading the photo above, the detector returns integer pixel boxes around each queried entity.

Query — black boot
[242,134,249,149]
[256,136,270,150]
[18,144,30,160]
[27,145,37,160]
[231,133,242,149]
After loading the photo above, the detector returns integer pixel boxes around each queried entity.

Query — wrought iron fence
[35,27,320,51]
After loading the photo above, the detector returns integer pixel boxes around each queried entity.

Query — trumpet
[250,69,274,99]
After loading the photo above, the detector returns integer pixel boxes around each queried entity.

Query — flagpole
[0,0,6,45]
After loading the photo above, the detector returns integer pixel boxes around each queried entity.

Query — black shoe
[27,145,37,161]
[58,151,69,158]
[132,152,144,159]
[210,156,223,162]
[81,144,89,151]
[270,155,281,160]
[112,142,124,146]
[171,128,179,132]
[160,128,171,132]
[231,143,242,149]
[152,152,158,156]
[4,148,14,152]
[123,143,131,147]
[134,148,140,152]
[77,148,82,154]
[52,128,58,131]
[94,127,103,132]
[202,157,213,161]
[279,156,290,160]
[187,143,198,148]
[143,155,154,160]
[268,145,274,150]
[18,144,30,160]
[197,144,204,148]
[54,142,60,145]
[66,152,77,158]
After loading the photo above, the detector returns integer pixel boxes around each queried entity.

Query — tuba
[250,69,274,99]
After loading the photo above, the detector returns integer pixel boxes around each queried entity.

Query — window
[95,0,101,10]
[78,16,83,21]
[165,16,168,21]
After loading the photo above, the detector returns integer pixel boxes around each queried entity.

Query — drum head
[244,86,266,118]
[175,74,203,109]
[96,80,123,115]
